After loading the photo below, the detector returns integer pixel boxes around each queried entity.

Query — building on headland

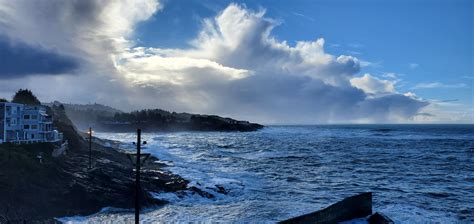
[0,102,63,144]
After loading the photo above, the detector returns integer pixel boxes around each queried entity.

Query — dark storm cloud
[0,36,78,78]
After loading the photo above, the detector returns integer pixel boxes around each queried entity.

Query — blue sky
[0,0,472,123]
[135,0,473,105]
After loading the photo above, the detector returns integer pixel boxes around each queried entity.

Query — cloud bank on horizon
[0,0,469,123]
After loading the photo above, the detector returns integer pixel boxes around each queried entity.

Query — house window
[32,115,38,119]
[24,125,30,129]
[11,119,16,125]
[31,134,35,139]
[24,115,30,119]
[31,125,38,130]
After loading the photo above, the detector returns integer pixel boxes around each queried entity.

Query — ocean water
[61,125,474,223]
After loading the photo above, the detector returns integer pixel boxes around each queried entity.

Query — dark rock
[190,186,215,199]
[279,192,373,224]
[215,185,228,195]
[205,185,228,195]
[368,212,394,224]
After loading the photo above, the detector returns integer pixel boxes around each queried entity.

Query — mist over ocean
[61,125,474,223]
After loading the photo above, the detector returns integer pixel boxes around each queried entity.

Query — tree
[0,98,8,102]
[11,89,41,105]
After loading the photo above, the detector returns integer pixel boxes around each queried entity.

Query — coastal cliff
[0,105,220,223]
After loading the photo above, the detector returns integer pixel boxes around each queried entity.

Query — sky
[0,0,472,124]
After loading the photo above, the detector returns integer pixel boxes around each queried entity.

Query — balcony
[39,117,53,123]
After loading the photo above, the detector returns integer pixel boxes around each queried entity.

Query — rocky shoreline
[0,105,224,223]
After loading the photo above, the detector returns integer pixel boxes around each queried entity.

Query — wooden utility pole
[135,128,141,224]
[88,127,92,169]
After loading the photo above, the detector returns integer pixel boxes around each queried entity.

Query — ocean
[61,125,474,223]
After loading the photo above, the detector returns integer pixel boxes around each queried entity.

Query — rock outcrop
[0,105,199,223]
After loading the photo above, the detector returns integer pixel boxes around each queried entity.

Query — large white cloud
[350,74,396,95]
[0,2,429,123]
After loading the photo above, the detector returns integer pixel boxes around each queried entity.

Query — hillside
[53,102,263,132]
[46,101,122,131]
[0,105,192,223]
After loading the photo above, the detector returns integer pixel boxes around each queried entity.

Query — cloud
[348,43,364,48]
[346,50,362,55]
[350,74,396,95]
[0,0,161,106]
[113,4,426,123]
[0,2,428,124]
[382,72,398,79]
[357,94,428,122]
[291,11,315,22]
[409,63,419,69]
[0,0,161,66]
[0,35,78,78]
[359,60,381,68]
[412,82,468,89]
[413,100,474,123]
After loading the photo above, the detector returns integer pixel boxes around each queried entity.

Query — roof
[0,102,24,107]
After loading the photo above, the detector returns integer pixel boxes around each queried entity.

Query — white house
[0,102,63,144]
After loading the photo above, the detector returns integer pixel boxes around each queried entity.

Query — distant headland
[53,102,264,132]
